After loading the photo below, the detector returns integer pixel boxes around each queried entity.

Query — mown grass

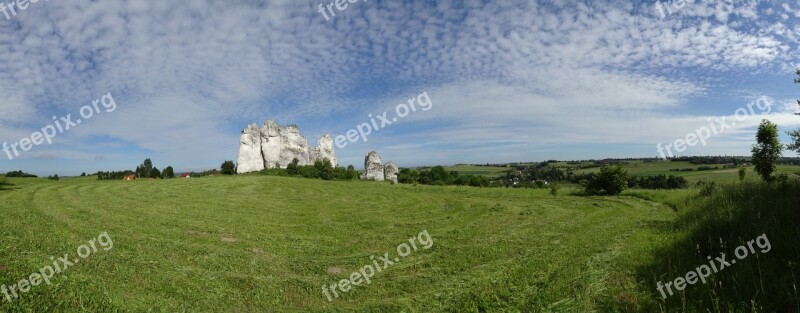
[1,175,797,312]
[0,176,678,312]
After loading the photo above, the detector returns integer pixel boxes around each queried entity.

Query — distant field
[443,165,509,177]
[0,175,677,312]
[573,161,800,183]
[445,161,800,184]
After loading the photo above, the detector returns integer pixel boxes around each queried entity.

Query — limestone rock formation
[361,151,385,181]
[384,161,399,183]
[237,123,265,173]
[359,151,400,183]
[236,120,337,173]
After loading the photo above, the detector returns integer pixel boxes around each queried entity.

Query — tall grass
[638,180,800,312]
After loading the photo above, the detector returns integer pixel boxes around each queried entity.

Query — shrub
[549,182,560,197]
[696,180,716,196]
[585,165,628,195]
[221,160,236,175]
[5,170,37,178]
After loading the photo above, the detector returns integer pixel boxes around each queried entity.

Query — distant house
[181,173,191,178]
[123,175,136,181]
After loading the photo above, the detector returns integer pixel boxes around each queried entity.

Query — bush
[696,180,717,197]
[585,165,628,195]
[260,160,358,181]
[5,170,37,178]
[221,160,236,175]
[549,182,560,197]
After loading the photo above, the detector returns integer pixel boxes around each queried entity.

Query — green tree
[221,161,236,175]
[163,166,175,179]
[287,158,300,176]
[345,165,358,180]
[150,167,162,179]
[585,165,629,195]
[738,166,747,182]
[751,119,783,182]
[315,158,334,180]
[397,168,419,184]
[788,69,800,154]
[143,159,153,178]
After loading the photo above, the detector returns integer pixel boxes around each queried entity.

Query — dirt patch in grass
[188,230,209,237]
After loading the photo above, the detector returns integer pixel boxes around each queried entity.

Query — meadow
[0,174,796,312]
[571,161,800,184]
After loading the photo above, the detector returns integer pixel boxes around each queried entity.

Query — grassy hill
[0,175,678,312]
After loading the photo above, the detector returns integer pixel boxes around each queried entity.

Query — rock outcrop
[384,161,399,183]
[360,151,399,183]
[236,120,337,173]
[237,124,265,174]
[361,151,385,181]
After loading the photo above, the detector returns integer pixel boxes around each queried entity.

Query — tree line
[397,166,492,187]
[259,158,360,181]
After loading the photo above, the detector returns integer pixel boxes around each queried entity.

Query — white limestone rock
[317,133,337,165]
[236,123,265,173]
[236,120,338,173]
[278,125,311,167]
[384,161,399,183]
[361,151,385,181]
[261,120,282,169]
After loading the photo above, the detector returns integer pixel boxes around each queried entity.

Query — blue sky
[1,0,799,176]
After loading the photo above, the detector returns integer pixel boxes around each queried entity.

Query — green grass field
[572,161,800,184]
[447,161,800,184]
[0,175,797,312]
[443,165,510,177]
[0,175,680,312]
